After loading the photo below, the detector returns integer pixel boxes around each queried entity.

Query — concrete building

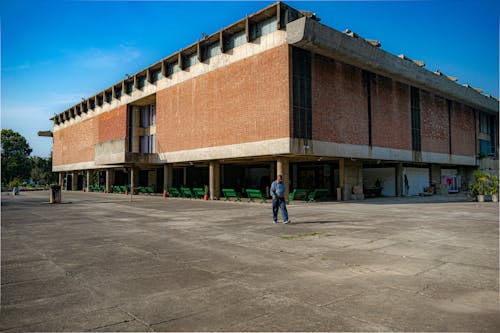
[51,2,498,200]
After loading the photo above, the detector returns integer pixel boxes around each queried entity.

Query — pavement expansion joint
[117,306,152,329]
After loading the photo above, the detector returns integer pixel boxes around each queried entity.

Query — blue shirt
[270,180,285,198]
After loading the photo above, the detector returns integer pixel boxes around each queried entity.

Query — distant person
[270,174,290,224]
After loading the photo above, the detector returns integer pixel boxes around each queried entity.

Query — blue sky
[1,0,499,158]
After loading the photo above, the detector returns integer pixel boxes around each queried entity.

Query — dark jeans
[272,197,289,222]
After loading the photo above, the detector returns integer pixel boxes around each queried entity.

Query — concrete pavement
[1,191,499,332]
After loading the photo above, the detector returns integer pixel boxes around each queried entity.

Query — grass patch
[279,232,322,240]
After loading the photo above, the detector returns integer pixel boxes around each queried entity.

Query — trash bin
[50,185,61,204]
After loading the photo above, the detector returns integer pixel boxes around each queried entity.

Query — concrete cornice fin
[286,17,499,114]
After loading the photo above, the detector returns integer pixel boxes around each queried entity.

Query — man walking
[270,174,290,224]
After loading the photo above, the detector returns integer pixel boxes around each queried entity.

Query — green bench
[308,188,329,202]
[98,185,105,192]
[113,185,129,194]
[364,186,383,198]
[288,189,309,202]
[192,187,205,199]
[168,187,181,197]
[222,188,241,201]
[246,189,266,203]
[138,186,154,194]
[180,187,194,198]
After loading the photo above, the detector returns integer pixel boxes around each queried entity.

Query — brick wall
[371,75,412,150]
[450,102,476,156]
[53,105,127,166]
[156,45,290,152]
[53,118,98,166]
[98,105,127,143]
[420,90,450,154]
[312,55,369,145]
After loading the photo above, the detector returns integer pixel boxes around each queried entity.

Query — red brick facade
[156,45,290,152]
[98,105,127,144]
[53,45,484,169]
[420,90,450,154]
[53,118,98,166]
[450,102,476,156]
[53,105,127,166]
[312,55,369,145]
[371,75,412,150]
[311,54,478,157]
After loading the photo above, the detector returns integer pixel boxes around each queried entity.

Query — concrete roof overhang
[286,17,499,114]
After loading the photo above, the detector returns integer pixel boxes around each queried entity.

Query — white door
[403,167,429,196]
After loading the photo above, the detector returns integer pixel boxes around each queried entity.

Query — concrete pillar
[132,106,141,153]
[396,163,403,197]
[338,159,345,200]
[277,157,290,202]
[339,158,363,200]
[163,164,173,193]
[459,166,472,192]
[269,162,276,183]
[58,172,64,188]
[86,170,91,192]
[130,167,139,191]
[323,164,330,191]
[430,164,441,191]
[182,167,187,187]
[105,169,114,193]
[71,171,78,191]
[209,161,220,200]
[220,164,225,187]
[292,164,298,190]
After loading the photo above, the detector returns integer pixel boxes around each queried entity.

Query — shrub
[8,178,22,189]
[489,175,499,195]
[470,171,490,196]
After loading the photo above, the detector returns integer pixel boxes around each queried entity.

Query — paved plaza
[1,190,499,332]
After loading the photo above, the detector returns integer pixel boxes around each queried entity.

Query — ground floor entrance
[58,157,474,201]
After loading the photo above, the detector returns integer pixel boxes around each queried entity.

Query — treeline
[1,129,56,188]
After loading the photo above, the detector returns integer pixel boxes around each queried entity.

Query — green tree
[30,155,56,185]
[1,129,33,184]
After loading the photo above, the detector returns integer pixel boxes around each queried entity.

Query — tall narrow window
[411,87,421,151]
[479,112,496,156]
[139,135,156,153]
[139,104,156,128]
[292,47,312,139]
[140,107,149,128]
[140,136,149,153]
[127,106,133,152]
[491,115,497,156]
[364,71,373,146]
[150,134,156,153]
[480,113,491,134]
[150,104,156,125]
